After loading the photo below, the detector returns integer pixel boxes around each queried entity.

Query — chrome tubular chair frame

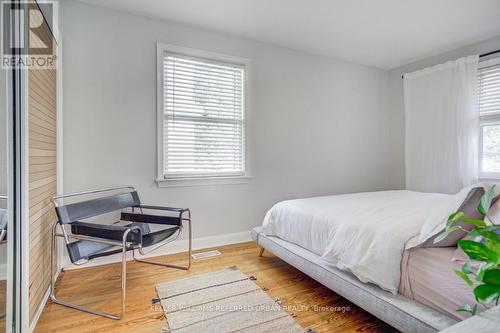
[133,208,192,270]
[50,186,192,320]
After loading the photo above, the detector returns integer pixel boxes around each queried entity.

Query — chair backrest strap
[56,191,141,224]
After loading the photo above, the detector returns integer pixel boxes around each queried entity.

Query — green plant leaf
[433,226,461,244]
[457,240,498,262]
[474,284,500,303]
[482,225,500,232]
[460,218,486,227]
[482,269,500,286]
[478,185,496,216]
[447,212,465,226]
[449,185,500,314]
[433,232,448,243]
[457,304,478,315]
[484,239,500,259]
[462,262,473,275]
[476,262,497,281]
[455,270,474,286]
[467,229,500,243]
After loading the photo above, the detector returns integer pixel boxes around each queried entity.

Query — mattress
[400,247,484,321]
[262,190,449,293]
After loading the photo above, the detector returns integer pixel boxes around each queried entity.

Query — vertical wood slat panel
[28,19,57,323]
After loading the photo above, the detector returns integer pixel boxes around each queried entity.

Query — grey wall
[387,35,500,189]
[61,0,394,239]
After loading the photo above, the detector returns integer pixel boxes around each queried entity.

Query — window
[157,43,248,186]
[479,56,500,178]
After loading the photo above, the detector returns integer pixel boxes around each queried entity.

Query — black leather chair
[50,186,192,320]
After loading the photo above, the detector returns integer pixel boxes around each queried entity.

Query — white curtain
[404,55,479,194]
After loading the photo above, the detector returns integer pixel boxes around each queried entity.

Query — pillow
[485,194,500,225]
[419,187,485,247]
[452,195,500,262]
[418,185,478,245]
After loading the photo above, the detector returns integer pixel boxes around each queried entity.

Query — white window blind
[478,57,500,176]
[162,52,245,178]
[478,60,500,116]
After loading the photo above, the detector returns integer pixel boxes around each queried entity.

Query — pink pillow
[420,187,484,247]
[485,194,500,225]
[451,194,500,262]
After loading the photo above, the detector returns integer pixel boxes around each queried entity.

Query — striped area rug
[155,266,305,333]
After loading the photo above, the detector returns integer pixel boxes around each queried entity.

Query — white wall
[387,35,500,189]
[61,0,393,242]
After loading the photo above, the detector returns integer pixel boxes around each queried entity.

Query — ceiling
[78,0,500,69]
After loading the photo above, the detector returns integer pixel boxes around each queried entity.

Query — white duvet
[262,190,449,294]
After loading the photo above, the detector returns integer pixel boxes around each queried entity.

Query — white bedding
[262,190,449,294]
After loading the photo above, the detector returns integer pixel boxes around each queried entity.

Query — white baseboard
[29,287,50,333]
[63,230,253,270]
[28,262,68,332]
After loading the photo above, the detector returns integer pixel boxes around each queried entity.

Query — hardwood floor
[35,242,398,333]
[0,279,5,332]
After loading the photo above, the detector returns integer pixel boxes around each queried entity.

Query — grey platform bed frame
[251,227,458,333]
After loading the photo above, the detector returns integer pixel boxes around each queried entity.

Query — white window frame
[478,56,500,180]
[156,42,251,187]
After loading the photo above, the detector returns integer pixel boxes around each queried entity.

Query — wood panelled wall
[28,21,57,322]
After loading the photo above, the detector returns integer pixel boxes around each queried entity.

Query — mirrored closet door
[1,5,23,328]
[1,1,59,331]
[0,48,12,333]
[0,60,8,332]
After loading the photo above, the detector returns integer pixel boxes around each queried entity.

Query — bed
[252,189,486,332]
[400,247,482,321]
